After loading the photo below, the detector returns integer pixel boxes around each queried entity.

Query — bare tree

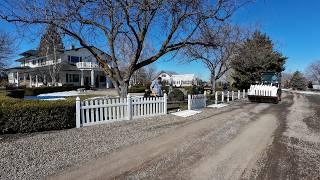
[306,60,320,84]
[35,25,64,86]
[281,72,292,89]
[145,64,157,83]
[47,47,62,86]
[185,24,244,92]
[0,31,14,71]
[0,0,246,96]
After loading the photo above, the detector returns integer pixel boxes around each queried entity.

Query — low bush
[128,86,148,93]
[24,86,86,96]
[184,86,198,95]
[162,86,169,94]
[184,86,205,95]
[168,89,185,101]
[144,90,152,97]
[7,89,25,98]
[129,83,169,94]
[0,95,75,134]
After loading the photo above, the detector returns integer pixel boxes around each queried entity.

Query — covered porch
[7,64,113,89]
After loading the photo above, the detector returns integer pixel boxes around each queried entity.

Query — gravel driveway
[0,99,247,180]
[2,92,320,180]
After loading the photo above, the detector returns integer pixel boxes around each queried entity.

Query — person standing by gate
[150,77,163,97]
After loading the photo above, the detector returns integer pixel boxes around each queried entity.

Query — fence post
[164,93,168,114]
[76,97,81,128]
[221,91,224,103]
[215,91,218,104]
[204,91,207,107]
[227,91,230,102]
[188,94,191,110]
[238,90,240,99]
[232,91,234,101]
[127,94,132,120]
[243,89,245,98]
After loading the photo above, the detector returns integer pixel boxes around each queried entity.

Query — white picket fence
[214,89,247,104]
[187,89,247,110]
[76,94,167,128]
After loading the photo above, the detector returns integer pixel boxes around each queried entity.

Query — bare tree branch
[0,0,247,96]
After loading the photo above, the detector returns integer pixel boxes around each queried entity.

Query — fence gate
[76,94,167,128]
[188,94,206,110]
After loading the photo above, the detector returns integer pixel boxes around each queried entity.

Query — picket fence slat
[95,100,99,122]
[108,99,112,120]
[90,100,94,123]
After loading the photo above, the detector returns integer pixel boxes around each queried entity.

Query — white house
[7,46,113,88]
[157,71,198,87]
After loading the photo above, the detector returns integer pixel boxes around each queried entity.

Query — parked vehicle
[248,72,282,104]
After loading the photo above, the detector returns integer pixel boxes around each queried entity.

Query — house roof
[6,63,80,74]
[15,46,107,62]
[171,74,196,81]
[158,70,177,76]
[19,50,39,57]
[5,66,31,72]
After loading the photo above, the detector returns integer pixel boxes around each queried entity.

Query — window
[66,73,69,82]
[32,60,37,65]
[66,73,80,83]
[73,74,79,82]
[68,56,82,64]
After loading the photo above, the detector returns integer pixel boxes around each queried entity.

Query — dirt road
[50,93,320,180]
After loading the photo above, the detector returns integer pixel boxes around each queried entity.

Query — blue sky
[157,0,320,80]
[2,0,320,80]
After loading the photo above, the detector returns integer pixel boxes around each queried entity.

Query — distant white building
[157,71,198,87]
[312,81,320,90]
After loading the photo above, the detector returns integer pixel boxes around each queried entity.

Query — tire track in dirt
[50,102,272,180]
[246,93,320,179]
[190,113,277,180]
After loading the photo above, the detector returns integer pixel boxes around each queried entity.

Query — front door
[85,77,89,86]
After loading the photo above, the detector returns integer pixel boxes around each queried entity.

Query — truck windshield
[261,73,278,84]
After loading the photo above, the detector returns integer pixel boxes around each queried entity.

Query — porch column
[90,69,94,87]
[80,70,84,86]
[29,75,32,87]
[23,74,26,85]
[106,76,109,89]
[16,72,19,86]
[36,75,39,87]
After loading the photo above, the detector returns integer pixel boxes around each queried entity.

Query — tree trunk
[211,73,216,93]
[119,82,129,98]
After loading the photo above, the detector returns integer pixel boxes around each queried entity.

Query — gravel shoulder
[0,99,247,180]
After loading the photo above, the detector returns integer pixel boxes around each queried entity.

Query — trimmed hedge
[7,89,25,98]
[128,86,147,93]
[0,95,75,134]
[183,86,205,95]
[168,89,185,101]
[129,84,170,94]
[24,85,88,96]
